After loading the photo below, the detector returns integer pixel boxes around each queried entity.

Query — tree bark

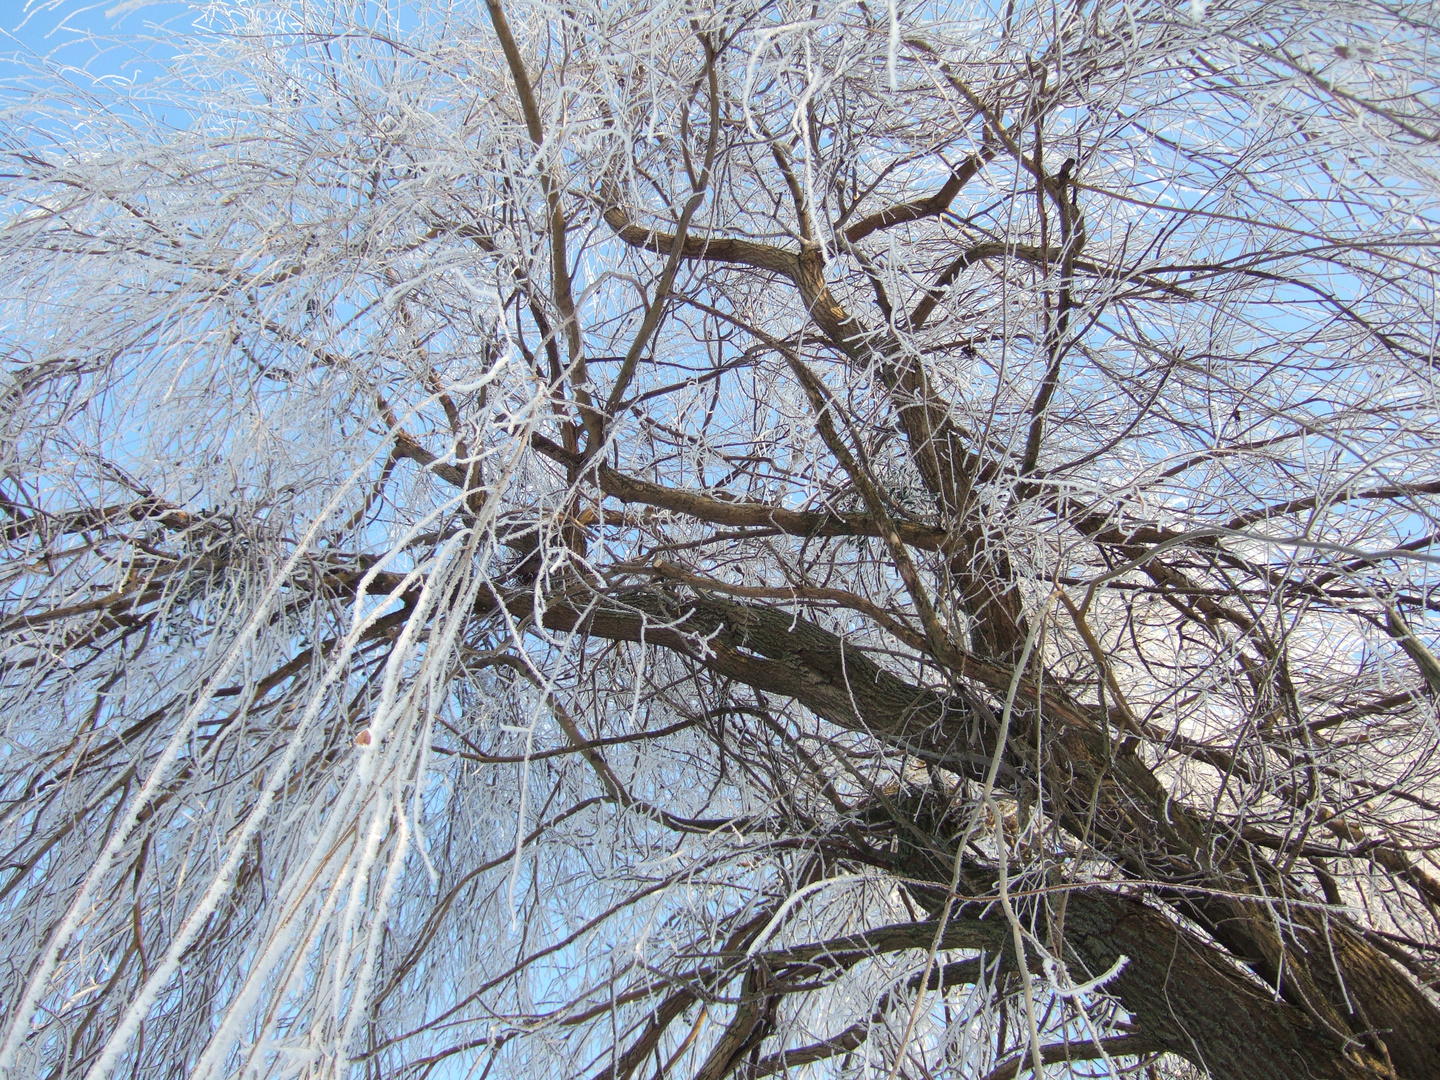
[529,587,1440,1079]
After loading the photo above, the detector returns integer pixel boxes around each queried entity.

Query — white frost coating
[888,0,900,90]
[338,799,413,1064]
[79,540,447,1080]
[2,2,1437,1077]
[745,874,872,957]
[741,20,822,134]
[78,434,485,1079]
[191,780,371,1080]
[185,503,488,1078]
[0,454,384,1080]
[1042,954,1131,999]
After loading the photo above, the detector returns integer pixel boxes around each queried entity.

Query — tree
[3,0,1440,1076]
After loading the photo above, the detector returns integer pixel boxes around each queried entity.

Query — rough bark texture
[534,589,1440,1079]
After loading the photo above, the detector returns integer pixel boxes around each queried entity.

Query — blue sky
[1,0,195,87]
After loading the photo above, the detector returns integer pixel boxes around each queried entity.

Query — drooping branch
[524,586,1440,1078]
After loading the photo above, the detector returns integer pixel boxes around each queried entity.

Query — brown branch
[0,497,198,545]
[651,560,931,655]
[689,971,768,1080]
[525,588,1435,1078]
[983,1034,1164,1080]
[600,190,799,277]
[1227,479,1440,531]
[844,153,992,244]
[735,917,1013,969]
[392,431,469,489]
[748,958,996,1079]
[601,35,722,428]
[528,431,948,550]
[484,0,600,447]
